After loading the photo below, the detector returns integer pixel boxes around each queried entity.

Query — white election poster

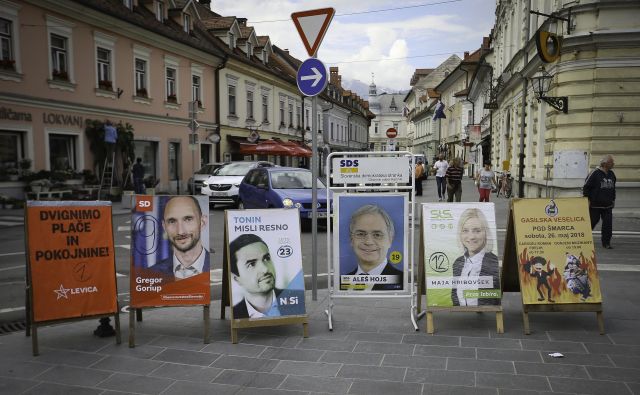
[332,157,411,184]
[225,208,306,320]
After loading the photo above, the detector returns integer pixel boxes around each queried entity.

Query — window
[96,47,111,90]
[305,109,309,129]
[279,99,284,125]
[169,142,180,181]
[49,134,77,171]
[228,32,235,49]
[246,91,254,119]
[393,122,398,130]
[183,13,191,33]
[50,34,68,80]
[0,131,25,169]
[0,18,13,70]
[192,75,201,105]
[296,106,301,128]
[134,141,157,179]
[166,67,176,102]
[262,94,268,122]
[374,122,378,134]
[135,58,147,96]
[288,103,293,126]
[246,42,252,57]
[228,85,236,116]
[155,1,165,22]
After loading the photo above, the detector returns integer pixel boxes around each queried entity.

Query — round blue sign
[296,58,328,97]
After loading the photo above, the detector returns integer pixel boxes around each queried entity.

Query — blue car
[238,167,331,223]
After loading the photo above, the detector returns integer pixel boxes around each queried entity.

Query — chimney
[283,48,289,54]
[464,51,469,59]
[329,67,339,85]
[337,75,342,88]
[482,36,490,49]
[198,0,211,10]
[237,18,247,27]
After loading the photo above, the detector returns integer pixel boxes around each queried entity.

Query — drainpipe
[517,0,531,198]
[214,57,227,162]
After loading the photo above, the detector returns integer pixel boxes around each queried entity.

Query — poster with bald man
[334,194,408,294]
[130,195,210,307]
[226,208,306,320]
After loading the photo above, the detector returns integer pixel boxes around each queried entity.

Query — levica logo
[339,159,359,173]
[136,196,153,212]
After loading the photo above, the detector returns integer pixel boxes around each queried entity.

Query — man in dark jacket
[583,154,616,249]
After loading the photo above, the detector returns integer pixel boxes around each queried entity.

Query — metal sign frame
[325,151,419,331]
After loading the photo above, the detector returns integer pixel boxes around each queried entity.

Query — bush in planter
[29,179,52,192]
[143,176,159,189]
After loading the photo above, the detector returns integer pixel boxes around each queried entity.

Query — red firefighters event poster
[26,201,118,323]
[130,195,210,307]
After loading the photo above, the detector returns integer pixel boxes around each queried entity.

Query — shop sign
[42,112,84,128]
[0,106,32,122]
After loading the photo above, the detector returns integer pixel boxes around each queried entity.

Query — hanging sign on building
[331,156,410,184]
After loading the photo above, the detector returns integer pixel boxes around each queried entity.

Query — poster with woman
[423,203,501,307]
[334,193,408,294]
[130,195,210,307]
[225,208,306,320]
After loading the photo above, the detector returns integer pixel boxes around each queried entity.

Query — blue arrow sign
[296,58,328,97]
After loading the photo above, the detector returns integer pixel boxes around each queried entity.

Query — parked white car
[200,161,274,207]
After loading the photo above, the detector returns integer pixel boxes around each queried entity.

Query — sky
[212,0,497,93]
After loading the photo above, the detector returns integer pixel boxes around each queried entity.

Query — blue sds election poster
[225,208,306,320]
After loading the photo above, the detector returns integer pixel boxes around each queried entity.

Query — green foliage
[85,119,136,186]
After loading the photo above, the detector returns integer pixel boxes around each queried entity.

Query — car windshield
[213,162,254,176]
[196,164,218,174]
[270,171,326,189]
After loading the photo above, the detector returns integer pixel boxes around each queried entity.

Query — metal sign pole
[311,95,318,301]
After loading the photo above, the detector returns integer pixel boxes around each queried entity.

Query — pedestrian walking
[476,162,497,202]
[414,160,425,196]
[132,157,145,194]
[433,154,448,201]
[446,157,464,202]
[583,154,616,249]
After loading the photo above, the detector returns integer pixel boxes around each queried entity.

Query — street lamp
[530,67,568,113]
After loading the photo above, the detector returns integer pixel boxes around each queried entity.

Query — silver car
[188,162,224,194]
[200,161,275,207]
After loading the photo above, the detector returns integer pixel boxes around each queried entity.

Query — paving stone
[32,365,113,387]
[346,331,403,343]
[320,351,383,366]
[422,383,498,395]
[260,346,325,362]
[476,348,542,362]
[213,370,286,388]
[520,339,588,353]
[540,351,614,367]
[96,343,165,359]
[608,335,640,346]
[414,345,476,359]
[382,354,446,370]
[585,343,640,357]
[499,390,574,395]
[0,358,54,379]
[349,378,422,395]
[273,360,342,377]
[447,357,514,373]
[547,331,613,344]
[337,363,406,381]
[90,355,164,375]
[235,388,309,395]
[151,348,220,366]
[627,382,640,395]
[202,341,266,357]
[353,341,415,355]
[402,334,460,346]
[460,337,521,350]
[296,338,358,352]
[27,349,105,368]
[0,377,38,394]
[148,362,222,382]
[404,368,475,386]
[280,375,353,394]
[514,361,589,378]
[147,335,208,351]
[22,382,103,395]
[610,355,640,369]
[239,334,289,347]
[212,355,279,372]
[161,380,240,395]
[476,372,550,391]
[586,366,640,383]
[548,377,633,395]
[97,372,174,394]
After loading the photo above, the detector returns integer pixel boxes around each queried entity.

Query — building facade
[368,79,407,152]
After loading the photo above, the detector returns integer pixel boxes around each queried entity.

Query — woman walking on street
[446,157,464,202]
[476,162,496,202]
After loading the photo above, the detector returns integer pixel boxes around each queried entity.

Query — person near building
[414,159,425,196]
[132,157,145,194]
[104,120,117,157]
[582,154,616,249]
[445,157,464,202]
[476,162,497,202]
[433,154,449,201]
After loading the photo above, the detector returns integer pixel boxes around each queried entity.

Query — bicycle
[496,171,513,198]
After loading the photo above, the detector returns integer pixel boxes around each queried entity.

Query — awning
[239,139,293,156]
[279,141,312,157]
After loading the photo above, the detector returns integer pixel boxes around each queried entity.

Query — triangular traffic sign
[291,8,335,57]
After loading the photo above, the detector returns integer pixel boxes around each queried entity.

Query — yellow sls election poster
[513,198,602,305]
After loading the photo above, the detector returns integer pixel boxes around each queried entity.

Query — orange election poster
[130,195,210,307]
[26,201,118,323]
[513,198,602,305]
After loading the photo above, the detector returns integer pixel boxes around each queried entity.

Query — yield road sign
[291,8,335,57]
[297,58,328,97]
